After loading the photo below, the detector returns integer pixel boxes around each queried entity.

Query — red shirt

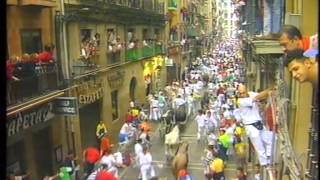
[38,51,54,63]
[302,36,311,52]
[6,62,16,80]
[96,171,117,180]
[85,147,100,164]
[100,137,112,154]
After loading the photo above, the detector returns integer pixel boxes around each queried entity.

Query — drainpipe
[60,0,70,83]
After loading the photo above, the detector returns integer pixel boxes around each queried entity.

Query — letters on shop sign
[79,87,103,104]
[7,103,54,137]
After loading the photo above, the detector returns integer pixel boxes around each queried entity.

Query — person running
[209,151,225,180]
[138,146,156,180]
[99,150,120,178]
[83,147,100,179]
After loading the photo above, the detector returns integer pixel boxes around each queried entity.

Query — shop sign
[107,70,125,89]
[53,97,78,116]
[6,103,54,137]
[76,80,104,105]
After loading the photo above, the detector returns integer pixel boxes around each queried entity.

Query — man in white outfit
[235,84,274,166]
[138,146,156,180]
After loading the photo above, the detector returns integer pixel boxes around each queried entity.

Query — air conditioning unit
[285,13,302,30]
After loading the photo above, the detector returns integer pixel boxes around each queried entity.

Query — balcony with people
[6,44,59,107]
[125,30,165,62]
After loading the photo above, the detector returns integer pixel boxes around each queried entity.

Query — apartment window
[111,90,119,120]
[20,29,42,53]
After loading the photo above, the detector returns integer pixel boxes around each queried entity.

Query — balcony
[72,59,99,77]
[7,63,59,107]
[126,44,164,62]
[107,50,122,65]
[19,0,56,7]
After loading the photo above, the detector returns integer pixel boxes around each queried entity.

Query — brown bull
[171,142,189,180]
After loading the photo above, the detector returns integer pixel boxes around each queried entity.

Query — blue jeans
[263,0,284,34]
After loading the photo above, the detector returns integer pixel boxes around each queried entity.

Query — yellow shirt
[96,123,107,137]
[131,109,140,117]
[210,158,224,173]
[235,142,246,158]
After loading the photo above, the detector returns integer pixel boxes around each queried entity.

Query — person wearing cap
[235,84,274,167]
[83,147,100,179]
[284,49,318,87]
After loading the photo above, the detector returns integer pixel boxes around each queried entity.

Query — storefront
[75,79,104,148]
[6,102,61,180]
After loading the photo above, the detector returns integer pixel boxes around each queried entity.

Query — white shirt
[237,92,262,124]
[139,152,152,167]
[100,154,116,168]
[173,98,186,108]
[134,143,143,156]
[120,123,130,134]
[195,114,205,127]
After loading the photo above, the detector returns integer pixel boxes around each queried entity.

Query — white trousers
[245,125,274,165]
[149,107,161,121]
[140,164,155,180]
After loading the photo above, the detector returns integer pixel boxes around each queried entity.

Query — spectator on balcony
[284,49,318,87]
[93,33,100,47]
[81,39,90,60]
[279,25,318,58]
[142,39,150,48]
[38,44,54,63]
[17,53,38,98]
[128,39,135,49]
[7,56,19,105]
[115,36,123,51]
[7,55,19,81]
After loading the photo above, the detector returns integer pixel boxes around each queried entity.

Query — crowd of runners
[46,38,276,180]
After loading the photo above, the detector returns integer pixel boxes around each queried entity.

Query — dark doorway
[33,126,53,179]
[129,77,137,101]
[79,100,102,148]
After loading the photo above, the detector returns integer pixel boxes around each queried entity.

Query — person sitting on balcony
[116,36,123,51]
[284,49,318,87]
[128,39,135,49]
[142,39,150,48]
[38,44,54,63]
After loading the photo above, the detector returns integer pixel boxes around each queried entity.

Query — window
[20,29,42,54]
[111,90,118,120]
